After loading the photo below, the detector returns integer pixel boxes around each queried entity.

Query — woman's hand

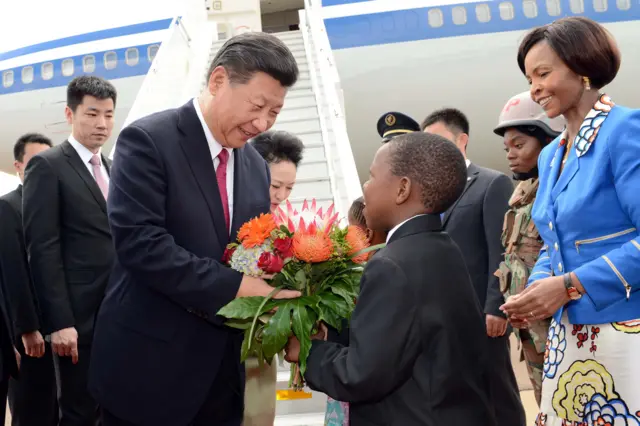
[500,275,570,322]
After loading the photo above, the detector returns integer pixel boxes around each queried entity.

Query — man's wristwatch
[564,273,582,300]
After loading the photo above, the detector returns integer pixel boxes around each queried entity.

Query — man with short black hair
[285,132,496,425]
[89,31,301,426]
[422,108,525,426]
[23,75,117,426]
[0,133,57,426]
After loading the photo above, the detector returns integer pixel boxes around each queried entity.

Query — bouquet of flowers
[217,199,373,389]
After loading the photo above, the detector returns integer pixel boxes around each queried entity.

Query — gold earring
[583,76,591,91]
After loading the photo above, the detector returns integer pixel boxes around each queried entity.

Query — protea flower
[345,225,369,263]
[274,199,339,236]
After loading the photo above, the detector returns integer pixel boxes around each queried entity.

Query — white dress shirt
[68,135,110,185]
[386,214,428,243]
[193,98,234,232]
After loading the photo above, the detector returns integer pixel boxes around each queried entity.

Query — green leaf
[330,285,356,311]
[316,303,342,330]
[217,297,277,320]
[291,300,316,376]
[261,302,294,361]
[224,319,252,330]
[294,269,308,291]
[247,287,283,354]
[318,293,351,319]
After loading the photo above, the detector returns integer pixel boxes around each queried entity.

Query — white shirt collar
[466,158,471,168]
[386,214,428,243]
[68,134,101,165]
[193,98,232,159]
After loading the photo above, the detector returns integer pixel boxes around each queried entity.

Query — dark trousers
[8,340,58,425]
[54,345,100,426]
[103,340,243,426]
[487,334,526,426]
[1,376,8,425]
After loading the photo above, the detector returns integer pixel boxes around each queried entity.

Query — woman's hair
[250,130,305,167]
[349,197,366,228]
[517,16,620,90]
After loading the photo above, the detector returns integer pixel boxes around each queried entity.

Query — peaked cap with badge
[376,112,421,143]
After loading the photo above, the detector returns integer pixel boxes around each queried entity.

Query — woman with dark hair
[251,129,305,212]
[501,17,640,424]
[243,130,304,426]
[493,91,565,407]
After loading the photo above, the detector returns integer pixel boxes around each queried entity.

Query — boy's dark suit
[442,162,525,426]
[304,215,496,426]
[0,186,57,425]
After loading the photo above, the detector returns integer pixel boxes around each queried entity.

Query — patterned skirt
[325,397,349,426]
[535,312,640,425]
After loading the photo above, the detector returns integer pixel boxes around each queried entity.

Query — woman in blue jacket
[501,17,640,425]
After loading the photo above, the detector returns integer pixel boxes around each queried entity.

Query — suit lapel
[102,155,112,176]
[61,141,107,213]
[230,148,248,240]
[177,101,228,249]
[550,144,580,202]
[443,164,479,227]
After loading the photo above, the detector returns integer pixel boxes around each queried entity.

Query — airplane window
[546,0,562,15]
[148,44,160,62]
[104,52,117,70]
[593,0,607,11]
[499,2,515,20]
[3,70,14,87]
[570,0,584,13]
[616,0,630,9]
[452,6,467,25]
[83,55,96,73]
[22,66,34,84]
[475,4,492,22]
[41,62,54,80]
[62,59,74,77]
[428,8,444,28]
[523,0,539,17]
[126,48,139,66]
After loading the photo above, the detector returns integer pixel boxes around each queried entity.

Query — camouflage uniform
[494,178,550,405]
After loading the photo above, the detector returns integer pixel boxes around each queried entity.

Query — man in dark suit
[285,132,495,425]
[422,109,526,426]
[0,133,58,426]
[89,32,301,426]
[0,273,19,424]
[23,75,117,426]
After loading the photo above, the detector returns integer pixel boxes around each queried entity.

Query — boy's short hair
[388,132,467,214]
[348,196,366,228]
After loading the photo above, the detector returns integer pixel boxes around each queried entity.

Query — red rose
[273,237,293,259]
[258,252,284,274]
[222,246,236,264]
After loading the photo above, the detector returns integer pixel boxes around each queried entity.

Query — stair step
[272,118,320,135]
[277,106,318,123]
[274,413,325,426]
[282,95,316,109]
[297,161,329,180]
[290,179,333,199]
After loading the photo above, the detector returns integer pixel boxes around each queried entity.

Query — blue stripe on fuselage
[324,0,640,50]
[0,18,172,61]
[0,43,158,95]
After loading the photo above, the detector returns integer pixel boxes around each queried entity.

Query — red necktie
[216,149,230,233]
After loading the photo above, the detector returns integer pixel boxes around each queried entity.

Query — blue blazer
[88,100,271,425]
[528,97,640,325]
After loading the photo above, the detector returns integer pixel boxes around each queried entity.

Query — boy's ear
[365,228,373,243]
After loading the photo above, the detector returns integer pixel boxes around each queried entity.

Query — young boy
[285,132,496,425]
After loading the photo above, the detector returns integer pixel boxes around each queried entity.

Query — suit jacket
[88,100,272,425]
[0,270,18,381]
[304,215,496,426]
[442,163,513,317]
[22,141,114,344]
[0,186,41,339]
[530,100,640,324]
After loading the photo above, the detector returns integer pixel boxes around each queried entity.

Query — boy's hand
[284,336,300,363]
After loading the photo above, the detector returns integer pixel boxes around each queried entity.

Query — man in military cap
[377,112,420,143]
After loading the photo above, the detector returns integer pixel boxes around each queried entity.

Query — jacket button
[554,242,559,251]
[549,222,553,231]
[558,263,563,272]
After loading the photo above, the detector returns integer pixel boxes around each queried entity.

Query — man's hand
[236,275,301,299]
[51,327,79,364]
[486,314,508,337]
[22,330,45,358]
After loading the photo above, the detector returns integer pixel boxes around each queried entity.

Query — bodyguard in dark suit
[0,133,57,426]
[89,32,301,426]
[285,132,496,426]
[23,76,117,426]
[422,109,525,426]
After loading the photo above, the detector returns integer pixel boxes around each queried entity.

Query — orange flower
[238,213,277,248]
[292,230,333,263]
[346,225,370,263]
